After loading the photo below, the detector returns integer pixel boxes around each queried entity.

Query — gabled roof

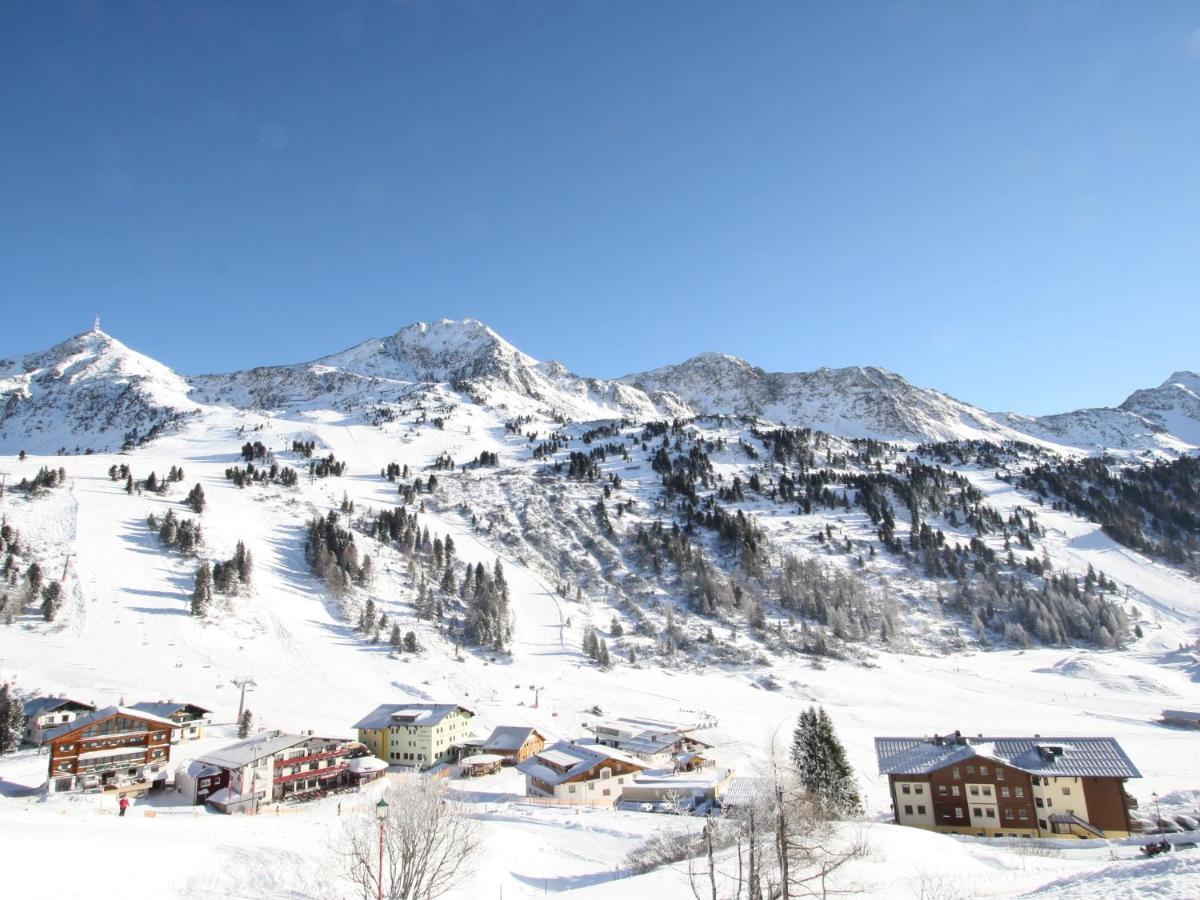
[23,696,96,718]
[875,735,1141,779]
[128,701,212,720]
[517,741,648,787]
[197,732,313,769]
[353,703,474,730]
[43,706,179,742]
[483,725,543,752]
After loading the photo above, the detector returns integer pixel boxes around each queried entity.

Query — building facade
[353,704,476,769]
[128,702,212,742]
[876,732,1140,839]
[517,742,648,806]
[181,731,371,811]
[23,697,96,746]
[44,707,178,794]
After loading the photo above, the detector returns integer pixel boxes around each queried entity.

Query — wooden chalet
[44,706,179,794]
[516,741,648,806]
[482,726,546,765]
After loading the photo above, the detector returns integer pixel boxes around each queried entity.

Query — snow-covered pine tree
[238,709,253,739]
[0,683,25,754]
[791,705,862,818]
[191,562,213,617]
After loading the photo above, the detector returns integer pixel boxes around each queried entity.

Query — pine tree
[238,708,253,739]
[186,483,206,513]
[191,562,213,617]
[389,622,402,651]
[791,705,862,818]
[0,683,25,754]
[40,581,63,622]
[403,631,419,653]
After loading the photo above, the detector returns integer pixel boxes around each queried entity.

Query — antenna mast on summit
[93,315,101,333]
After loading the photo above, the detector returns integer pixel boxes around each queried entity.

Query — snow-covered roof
[517,741,648,787]
[22,696,95,718]
[347,756,389,774]
[721,776,768,808]
[185,760,220,778]
[352,703,474,730]
[460,753,504,766]
[197,732,312,769]
[1161,709,1200,723]
[42,706,179,742]
[128,701,211,720]
[483,725,541,752]
[875,735,1142,779]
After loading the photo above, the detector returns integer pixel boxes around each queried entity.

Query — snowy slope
[0,396,1198,898]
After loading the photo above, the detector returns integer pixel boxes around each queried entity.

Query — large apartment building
[875,731,1141,839]
[353,703,475,769]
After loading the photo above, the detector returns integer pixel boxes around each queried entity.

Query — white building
[516,741,648,806]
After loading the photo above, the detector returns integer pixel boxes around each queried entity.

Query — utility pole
[60,552,72,582]
[231,676,256,722]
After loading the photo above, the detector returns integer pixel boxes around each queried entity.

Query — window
[901,784,911,795]
[938,785,947,796]
[914,785,924,795]
[602,788,611,797]
[1004,809,1014,820]
[1061,787,1071,795]
[982,787,992,797]
[1035,798,1043,808]
[568,785,576,794]
[952,786,960,797]
[986,809,996,819]
[917,805,926,815]
[996,769,1005,781]
[966,766,975,775]
[904,805,913,816]
[1015,787,1024,798]
[973,807,982,818]
[970,786,979,796]
[1019,810,1029,821]
[980,766,988,776]
[952,768,960,781]
[955,808,964,819]
[1000,787,1010,799]
[1038,819,1047,830]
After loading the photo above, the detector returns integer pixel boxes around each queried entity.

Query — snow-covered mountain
[1120,371,1200,447]
[0,328,196,453]
[620,354,1031,443]
[191,319,685,421]
[0,320,1195,454]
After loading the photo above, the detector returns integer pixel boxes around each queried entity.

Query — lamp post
[375,798,389,900]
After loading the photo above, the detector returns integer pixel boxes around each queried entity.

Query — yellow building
[353,703,476,769]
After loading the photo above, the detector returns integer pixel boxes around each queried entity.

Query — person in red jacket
[118,796,129,817]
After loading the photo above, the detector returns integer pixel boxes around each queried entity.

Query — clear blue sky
[2,1,1197,415]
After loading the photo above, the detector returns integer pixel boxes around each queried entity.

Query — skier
[118,796,129,817]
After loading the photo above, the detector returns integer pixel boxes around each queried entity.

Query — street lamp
[375,798,389,900]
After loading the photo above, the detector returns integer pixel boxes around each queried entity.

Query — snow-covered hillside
[0,328,197,454]
[0,321,1198,899]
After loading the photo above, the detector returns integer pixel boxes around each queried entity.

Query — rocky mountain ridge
[0,319,1195,454]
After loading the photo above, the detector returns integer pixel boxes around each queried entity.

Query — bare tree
[339,777,481,900]
[685,747,870,900]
